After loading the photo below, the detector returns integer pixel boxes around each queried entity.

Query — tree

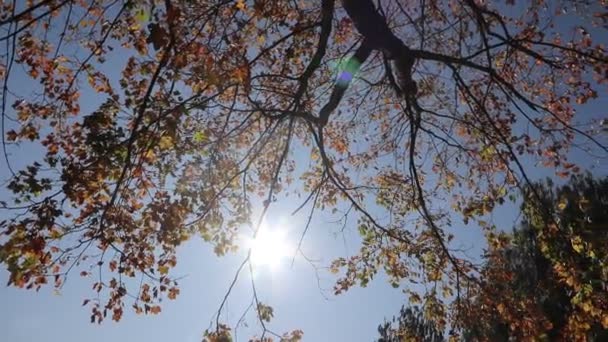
[460,174,608,340]
[0,0,606,339]
[377,306,444,342]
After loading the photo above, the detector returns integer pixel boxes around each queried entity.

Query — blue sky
[1,1,607,342]
[0,193,409,341]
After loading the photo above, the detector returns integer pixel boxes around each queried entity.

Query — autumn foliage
[0,0,607,340]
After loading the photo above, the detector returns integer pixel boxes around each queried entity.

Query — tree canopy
[378,174,608,341]
[461,174,608,341]
[0,0,607,340]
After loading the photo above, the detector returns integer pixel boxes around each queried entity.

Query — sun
[248,225,290,270]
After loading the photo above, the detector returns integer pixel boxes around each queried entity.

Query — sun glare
[248,226,290,270]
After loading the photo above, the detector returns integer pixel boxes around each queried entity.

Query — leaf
[409,293,421,304]
[158,135,174,150]
[158,265,169,275]
[581,301,592,312]
[193,131,206,143]
[112,307,123,322]
[6,130,17,141]
[557,198,568,211]
[257,303,274,322]
[571,236,584,253]
[134,8,149,23]
[167,287,180,300]
[496,303,505,315]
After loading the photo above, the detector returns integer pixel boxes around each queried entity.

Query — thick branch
[318,41,373,126]
[342,0,403,57]
[293,0,335,107]
[317,0,418,126]
[342,0,417,95]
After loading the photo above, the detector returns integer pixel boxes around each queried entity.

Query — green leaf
[135,8,149,23]
[193,131,206,143]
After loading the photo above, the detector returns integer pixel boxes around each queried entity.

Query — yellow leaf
[135,8,149,22]
[571,236,584,253]
[582,301,592,313]
[50,229,63,239]
[236,0,245,10]
[158,135,174,150]
[143,149,156,163]
[159,265,169,275]
[409,293,421,304]
[566,276,575,287]
[557,198,568,211]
